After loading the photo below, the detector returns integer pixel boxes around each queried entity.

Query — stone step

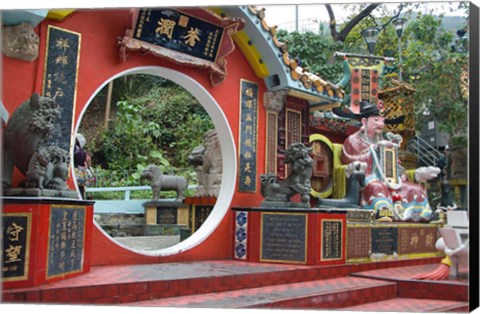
[124,276,397,309]
[2,260,347,304]
[343,297,470,313]
[1,258,456,306]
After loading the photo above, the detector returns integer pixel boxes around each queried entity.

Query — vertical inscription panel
[347,226,370,260]
[371,227,398,255]
[265,111,278,174]
[2,213,32,281]
[47,206,86,278]
[321,219,343,261]
[43,26,81,151]
[238,80,258,192]
[194,205,213,231]
[286,109,302,148]
[260,213,307,264]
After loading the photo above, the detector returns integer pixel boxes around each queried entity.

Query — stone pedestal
[232,207,347,266]
[2,197,94,289]
[143,200,189,235]
[232,207,444,266]
[346,222,443,263]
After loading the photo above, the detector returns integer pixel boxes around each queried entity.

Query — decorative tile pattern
[234,211,248,260]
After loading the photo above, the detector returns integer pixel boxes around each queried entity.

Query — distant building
[420,118,450,149]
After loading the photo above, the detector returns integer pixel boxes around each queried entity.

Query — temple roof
[217,6,344,108]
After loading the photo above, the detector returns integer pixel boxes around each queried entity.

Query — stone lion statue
[260,142,313,208]
[3,93,72,192]
[140,164,188,202]
[188,130,222,196]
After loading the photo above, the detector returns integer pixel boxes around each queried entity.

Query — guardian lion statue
[260,142,313,208]
[140,164,188,202]
[3,93,72,196]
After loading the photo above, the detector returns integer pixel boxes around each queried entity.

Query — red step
[343,297,470,312]
[2,258,460,308]
[125,276,397,309]
[351,264,469,302]
[3,260,363,304]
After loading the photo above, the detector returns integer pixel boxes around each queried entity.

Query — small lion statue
[260,142,313,208]
[140,164,188,202]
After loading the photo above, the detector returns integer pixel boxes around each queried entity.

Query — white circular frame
[74,66,237,256]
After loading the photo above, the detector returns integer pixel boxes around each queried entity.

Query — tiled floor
[352,263,469,283]
[344,297,469,312]
[2,258,470,311]
[127,276,396,308]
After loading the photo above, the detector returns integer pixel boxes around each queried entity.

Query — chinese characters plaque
[371,227,398,255]
[260,213,307,264]
[321,219,343,261]
[265,112,278,174]
[195,205,213,231]
[398,226,438,255]
[347,226,370,260]
[47,206,86,278]
[2,213,32,281]
[119,8,244,86]
[286,109,302,147]
[238,80,258,193]
[134,9,223,63]
[157,207,178,225]
[349,65,380,114]
[43,25,81,152]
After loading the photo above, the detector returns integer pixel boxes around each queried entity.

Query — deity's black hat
[332,101,385,120]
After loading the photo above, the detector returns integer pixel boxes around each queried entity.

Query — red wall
[2,9,267,265]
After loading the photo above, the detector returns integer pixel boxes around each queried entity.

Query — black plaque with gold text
[2,213,31,281]
[43,26,81,151]
[47,206,85,278]
[238,80,258,192]
[134,9,224,62]
[321,219,343,260]
[371,227,398,255]
[260,213,307,263]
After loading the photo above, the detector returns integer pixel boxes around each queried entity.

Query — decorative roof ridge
[247,5,344,100]
[379,79,416,94]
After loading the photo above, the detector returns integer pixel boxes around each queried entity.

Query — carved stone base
[142,200,188,226]
[3,188,79,198]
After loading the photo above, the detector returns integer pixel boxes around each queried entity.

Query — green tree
[83,75,214,188]
[279,3,469,147]
[276,30,344,82]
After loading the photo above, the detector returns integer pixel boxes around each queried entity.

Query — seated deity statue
[338,101,433,222]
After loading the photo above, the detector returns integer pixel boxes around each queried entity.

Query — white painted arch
[75,66,237,256]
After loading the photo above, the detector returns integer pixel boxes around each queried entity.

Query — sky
[0,0,473,12]
[259,1,466,29]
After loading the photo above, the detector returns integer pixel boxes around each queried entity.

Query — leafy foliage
[276,30,344,83]
[83,75,214,189]
[280,6,468,147]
